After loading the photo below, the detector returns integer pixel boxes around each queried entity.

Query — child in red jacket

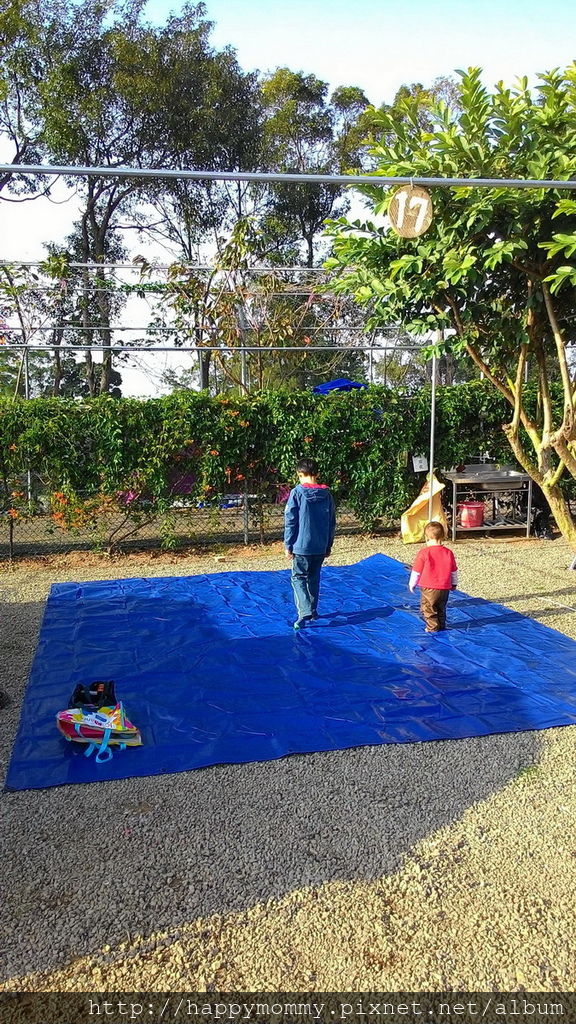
[409,521,458,632]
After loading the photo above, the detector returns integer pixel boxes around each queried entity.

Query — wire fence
[0,498,364,560]
[0,257,423,398]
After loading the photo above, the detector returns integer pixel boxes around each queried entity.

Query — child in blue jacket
[284,458,336,629]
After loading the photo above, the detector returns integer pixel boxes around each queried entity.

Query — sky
[2,0,576,393]
[161,0,576,105]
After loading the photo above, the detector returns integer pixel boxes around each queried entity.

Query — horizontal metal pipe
[0,324,403,332]
[2,163,576,189]
[0,286,356,297]
[0,260,328,272]
[0,343,422,353]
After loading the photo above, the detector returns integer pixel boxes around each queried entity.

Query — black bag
[70,680,117,710]
[533,510,553,540]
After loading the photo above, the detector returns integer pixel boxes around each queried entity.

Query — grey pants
[291,553,325,620]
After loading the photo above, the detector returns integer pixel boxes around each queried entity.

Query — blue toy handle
[84,728,114,762]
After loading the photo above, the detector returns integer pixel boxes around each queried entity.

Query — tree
[261,69,370,266]
[130,11,264,261]
[0,0,61,196]
[326,66,576,546]
[39,0,258,393]
[0,260,63,395]
[0,255,124,397]
[131,39,264,387]
[361,76,461,138]
[136,218,368,394]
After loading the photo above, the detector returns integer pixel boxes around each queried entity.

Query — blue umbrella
[312,378,368,394]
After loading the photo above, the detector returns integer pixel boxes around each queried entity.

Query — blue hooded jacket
[284,484,336,556]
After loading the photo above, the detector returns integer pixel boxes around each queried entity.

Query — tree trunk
[194,315,211,390]
[95,248,113,395]
[198,349,211,390]
[503,422,576,548]
[80,219,97,397]
[441,353,455,385]
[52,326,64,396]
[540,483,576,547]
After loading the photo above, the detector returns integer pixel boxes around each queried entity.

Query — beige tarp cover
[401,473,448,544]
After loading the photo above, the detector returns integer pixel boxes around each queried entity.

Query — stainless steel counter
[442,465,533,540]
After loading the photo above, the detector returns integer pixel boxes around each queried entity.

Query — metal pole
[240,348,249,393]
[368,332,374,384]
[243,486,250,546]
[23,345,33,504]
[0,341,420,351]
[235,304,250,394]
[0,260,330,276]
[23,346,30,400]
[3,163,576,190]
[0,325,406,334]
[428,347,438,523]
[526,477,533,537]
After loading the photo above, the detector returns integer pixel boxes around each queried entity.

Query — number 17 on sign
[388,184,433,238]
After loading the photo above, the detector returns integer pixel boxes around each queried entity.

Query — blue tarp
[6,554,576,791]
[312,378,368,394]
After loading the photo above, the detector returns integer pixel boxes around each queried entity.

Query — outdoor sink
[443,464,529,488]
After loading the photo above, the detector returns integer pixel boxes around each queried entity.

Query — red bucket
[459,501,484,528]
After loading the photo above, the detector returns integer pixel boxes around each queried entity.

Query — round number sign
[388,184,433,238]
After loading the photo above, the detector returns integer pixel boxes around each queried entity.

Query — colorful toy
[57,682,142,763]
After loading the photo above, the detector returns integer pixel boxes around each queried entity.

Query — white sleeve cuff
[409,570,420,591]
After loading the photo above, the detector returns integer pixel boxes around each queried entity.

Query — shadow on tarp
[2,548,571,976]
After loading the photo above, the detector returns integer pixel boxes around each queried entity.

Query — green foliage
[0,382,515,544]
[541,197,576,293]
[326,65,576,347]
[325,66,576,543]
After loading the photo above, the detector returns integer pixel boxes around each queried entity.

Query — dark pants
[291,553,325,621]
[420,588,450,631]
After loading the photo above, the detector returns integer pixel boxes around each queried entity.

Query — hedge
[0,382,520,543]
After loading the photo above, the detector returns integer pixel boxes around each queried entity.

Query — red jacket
[411,544,458,590]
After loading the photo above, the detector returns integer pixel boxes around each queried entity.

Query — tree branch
[541,280,575,443]
[554,439,576,480]
[510,343,527,436]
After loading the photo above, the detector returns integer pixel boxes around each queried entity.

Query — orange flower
[235,473,245,481]
[8,444,17,451]
[209,449,219,456]
[11,491,24,499]
[238,420,249,428]
[304,436,312,443]
[7,508,18,519]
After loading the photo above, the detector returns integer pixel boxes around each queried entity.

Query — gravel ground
[1,533,575,991]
